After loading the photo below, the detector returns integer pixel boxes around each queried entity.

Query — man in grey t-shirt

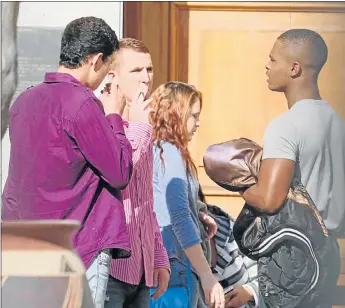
[241,29,343,307]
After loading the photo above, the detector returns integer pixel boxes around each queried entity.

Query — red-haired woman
[150,82,224,308]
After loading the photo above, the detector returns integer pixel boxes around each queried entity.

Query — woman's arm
[160,144,224,307]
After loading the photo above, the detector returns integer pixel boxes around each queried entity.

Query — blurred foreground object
[2,220,94,308]
[1,2,19,139]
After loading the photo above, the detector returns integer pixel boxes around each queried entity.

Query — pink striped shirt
[109,121,169,287]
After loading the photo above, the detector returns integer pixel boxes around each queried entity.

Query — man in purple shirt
[2,17,133,308]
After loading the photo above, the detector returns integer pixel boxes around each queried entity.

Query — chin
[268,83,283,92]
[268,83,275,91]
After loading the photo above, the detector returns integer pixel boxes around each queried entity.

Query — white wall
[17,1,123,33]
[1,1,124,190]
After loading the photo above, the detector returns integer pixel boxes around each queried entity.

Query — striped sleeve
[229,218,259,306]
[242,255,259,308]
[125,121,153,166]
[126,122,170,270]
[210,210,259,307]
[153,211,170,270]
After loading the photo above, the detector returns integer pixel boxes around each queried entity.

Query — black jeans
[105,275,149,308]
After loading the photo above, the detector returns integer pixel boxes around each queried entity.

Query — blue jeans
[167,259,199,308]
[85,249,111,308]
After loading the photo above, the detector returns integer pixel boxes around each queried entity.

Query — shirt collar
[44,72,84,87]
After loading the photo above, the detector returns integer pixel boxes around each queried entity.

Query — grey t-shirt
[262,99,345,233]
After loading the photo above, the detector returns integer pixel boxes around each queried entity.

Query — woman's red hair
[150,81,202,177]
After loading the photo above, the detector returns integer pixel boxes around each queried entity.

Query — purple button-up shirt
[2,72,133,268]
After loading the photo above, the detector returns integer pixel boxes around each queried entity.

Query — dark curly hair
[59,16,119,69]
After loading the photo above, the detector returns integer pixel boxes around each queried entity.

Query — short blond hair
[119,37,149,53]
[111,37,150,68]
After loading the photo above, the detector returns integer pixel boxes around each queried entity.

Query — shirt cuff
[106,113,126,134]
[243,284,259,308]
[261,152,296,161]
[154,248,170,272]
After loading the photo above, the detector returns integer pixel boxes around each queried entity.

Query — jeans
[168,259,200,308]
[85,249,111,308]
[105,274,149,308]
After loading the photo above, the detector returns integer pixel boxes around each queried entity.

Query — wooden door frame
[123,1,345,85]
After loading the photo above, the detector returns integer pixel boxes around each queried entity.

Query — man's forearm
[242,184,280,213]
[241,158,294,213]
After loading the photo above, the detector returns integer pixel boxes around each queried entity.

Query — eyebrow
[130,65,153,71]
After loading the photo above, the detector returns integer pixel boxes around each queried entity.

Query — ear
[290,61,302,78]
[107,70,116,82]
[89,53,104,71]
[107,69,120,86]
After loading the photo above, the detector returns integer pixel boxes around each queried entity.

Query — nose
[196,120,200,128]
[141,69,150,83]
[265,62,270,71]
